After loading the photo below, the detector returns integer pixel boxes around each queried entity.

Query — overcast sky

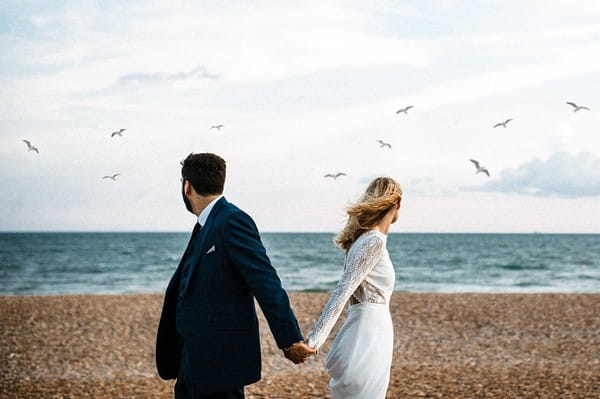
[1,0,600,233]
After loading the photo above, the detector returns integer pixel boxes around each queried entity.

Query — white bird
[102,174,120,181]
[396,105,414,114]
[493,118,513,128]
[111,128,126,137]
[324,172,347,180]
[22,139,39,154]
[377,140,392,149]
[210,124,224,130]
[469,159,490,177]
[566,102,590,112]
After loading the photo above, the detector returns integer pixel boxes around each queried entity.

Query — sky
[1,0,600,233]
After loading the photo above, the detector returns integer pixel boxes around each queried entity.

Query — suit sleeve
[223,210,303,349]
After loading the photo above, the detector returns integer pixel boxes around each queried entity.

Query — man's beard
[182,186,193,213]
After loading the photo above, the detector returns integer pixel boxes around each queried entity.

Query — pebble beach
[1,293,599,398]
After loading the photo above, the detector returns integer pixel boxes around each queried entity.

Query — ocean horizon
[1,232,598,295]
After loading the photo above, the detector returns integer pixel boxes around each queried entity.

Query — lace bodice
[307,230,395,350]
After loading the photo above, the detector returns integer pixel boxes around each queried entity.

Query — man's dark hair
[180,153,226,196]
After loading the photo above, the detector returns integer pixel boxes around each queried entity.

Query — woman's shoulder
[361,229,387,240]
[350,229,386,249]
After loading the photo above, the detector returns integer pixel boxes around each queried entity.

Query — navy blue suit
[156,197,303,396]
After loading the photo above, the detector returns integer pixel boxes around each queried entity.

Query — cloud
[410,177,434,185]
[2,1,600,232]
[463,152,600,197]
[116,66,219,85]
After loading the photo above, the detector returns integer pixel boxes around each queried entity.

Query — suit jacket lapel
[170,222,201,288]
[181,197,228,297]
[184,222,202,258]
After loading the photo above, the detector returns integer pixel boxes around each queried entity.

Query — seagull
[376,140,392,149]
[22,139,39,154]
[102,174,120,181]
[111,128,126,137]
[493,118,513,128]
[396,105,414,114]
[566,102,590,112]
[324,172,347,180]
[210,124,224,130]
[469,159,490,177]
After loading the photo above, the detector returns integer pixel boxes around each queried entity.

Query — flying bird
[469,159,490,177]
[210,125,224,130]
[111,128,126,137]
[493,119,513,128]
[102,174,120,181]
[376,140,392,149]
[324,172,347,180]
[566,102,590,112]
[396,106,414,114]
[22,139,39,154]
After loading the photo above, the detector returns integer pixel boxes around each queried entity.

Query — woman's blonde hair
[334,177,403,250]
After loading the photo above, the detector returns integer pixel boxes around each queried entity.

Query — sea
[0,233,598,295]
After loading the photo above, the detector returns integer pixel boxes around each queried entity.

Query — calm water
[0,233,598,295]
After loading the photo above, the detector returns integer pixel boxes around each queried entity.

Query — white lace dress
[307,230,395,399]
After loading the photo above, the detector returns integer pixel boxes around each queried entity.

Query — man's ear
[184,180,192,196]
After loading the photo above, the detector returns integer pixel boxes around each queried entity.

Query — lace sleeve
[307,233,385,350]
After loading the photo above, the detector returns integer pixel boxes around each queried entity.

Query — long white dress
[307,230,395,399]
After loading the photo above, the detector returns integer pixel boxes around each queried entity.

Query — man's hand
[282,341,316,364]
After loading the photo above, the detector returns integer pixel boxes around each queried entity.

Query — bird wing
[23,139,31,147]
[469,159,480,168]
[32,148,39,153]
[386,144,392,148]
[336,173,347,177]
[581,106,591,111]
[406,106,413,110]
[506,118,512,123]
[493,123,501,128]
[113,174,120,178]
[566,102,577,108]
[324,174,334,178]
[483,169,490,177]
[111,132,117,137]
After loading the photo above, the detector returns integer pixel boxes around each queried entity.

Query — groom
[156,153,315,399]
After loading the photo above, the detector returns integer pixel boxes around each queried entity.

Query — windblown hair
[334,177,402,251]
[180,153,226,196]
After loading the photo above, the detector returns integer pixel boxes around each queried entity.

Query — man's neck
[193,195,220,216]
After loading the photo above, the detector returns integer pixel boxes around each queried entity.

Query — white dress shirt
[197,195,223,227]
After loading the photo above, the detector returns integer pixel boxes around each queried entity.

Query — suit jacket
[156,197,303,394]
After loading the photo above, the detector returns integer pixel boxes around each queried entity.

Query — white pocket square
[206,245,216,254]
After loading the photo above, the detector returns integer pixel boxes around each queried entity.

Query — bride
[307,177,402,399]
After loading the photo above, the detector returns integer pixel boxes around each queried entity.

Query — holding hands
[282,341,316,364]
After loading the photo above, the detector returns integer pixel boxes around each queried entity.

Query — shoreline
[1,293,599,398]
